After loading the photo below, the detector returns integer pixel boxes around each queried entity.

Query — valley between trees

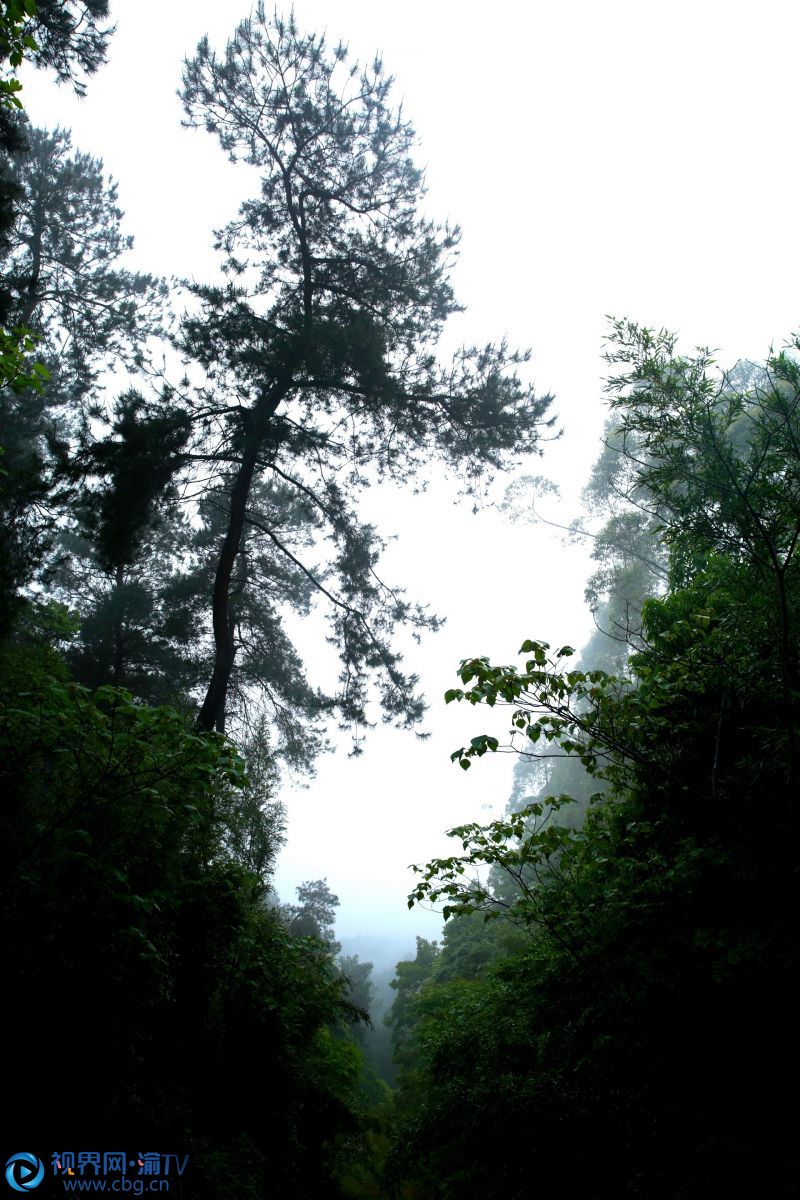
[2,4,799,1197]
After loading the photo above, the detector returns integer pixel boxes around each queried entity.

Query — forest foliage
[390,324,800,1198]
[2,4,800,1198]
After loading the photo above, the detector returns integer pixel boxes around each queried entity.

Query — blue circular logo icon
[5,1154,44,1192]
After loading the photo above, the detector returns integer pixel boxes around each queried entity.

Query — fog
[18,0,800,942]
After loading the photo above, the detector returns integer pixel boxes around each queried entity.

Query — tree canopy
[170,7,555,736]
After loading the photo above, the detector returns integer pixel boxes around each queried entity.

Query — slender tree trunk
[196,383,289,733]
[197,436,261,733]
[112,563,125,685]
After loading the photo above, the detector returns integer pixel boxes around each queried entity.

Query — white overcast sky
[19,0,800,943]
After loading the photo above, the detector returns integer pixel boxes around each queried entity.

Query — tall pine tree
[170,8,556,735]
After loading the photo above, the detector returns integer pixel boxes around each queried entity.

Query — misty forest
[2,3,800,1197]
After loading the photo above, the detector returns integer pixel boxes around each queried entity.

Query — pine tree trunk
[196,381,290,733]
[196,436,261,733]
[112,563,125,685]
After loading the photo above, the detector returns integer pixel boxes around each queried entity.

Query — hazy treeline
[2,5,799,1197]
